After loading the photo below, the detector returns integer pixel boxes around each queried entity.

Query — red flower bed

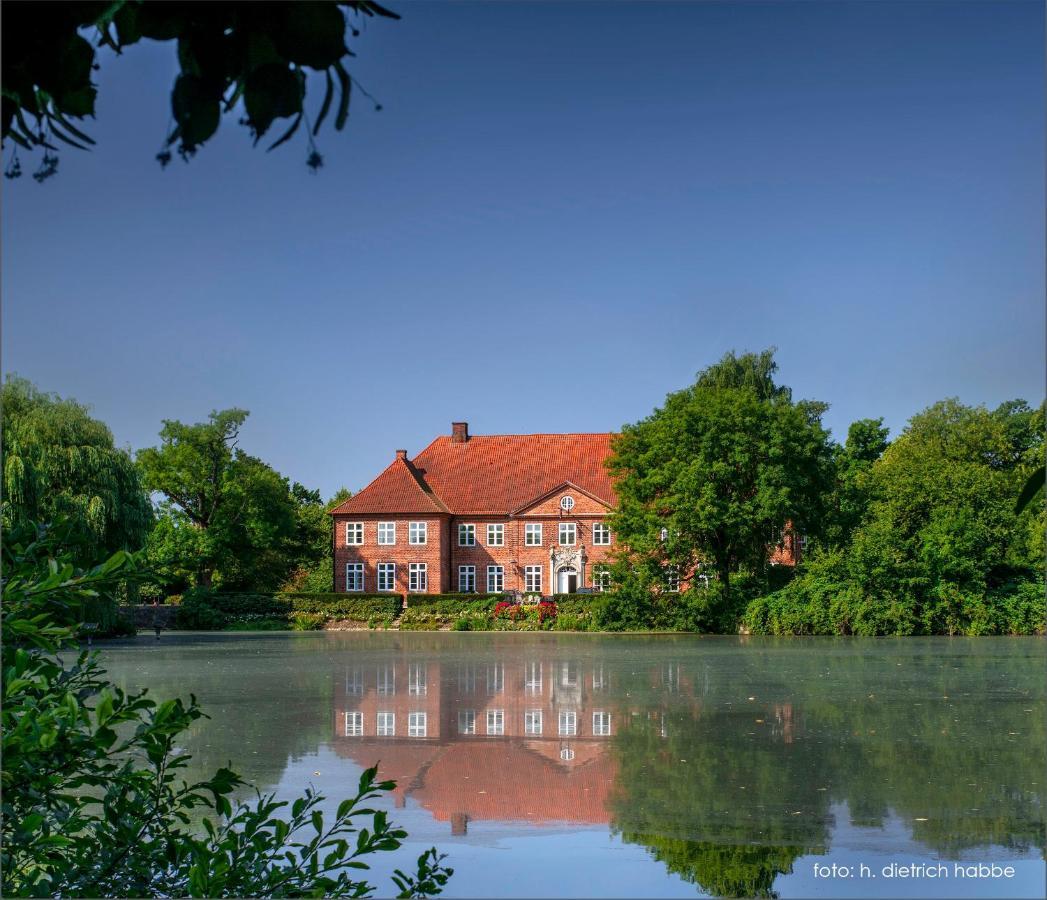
[538,601,557,622]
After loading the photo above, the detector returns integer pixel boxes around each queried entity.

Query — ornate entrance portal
[550,545,586,594]
[557,567,578,594]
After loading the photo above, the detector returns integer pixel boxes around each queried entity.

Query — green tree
[822,417,890,548]
[607,350,833,613]
[137,409,300,591]
[0,375,152,561]
[2,1,398,180]
[1,522,452,897]
[281,487,353,593]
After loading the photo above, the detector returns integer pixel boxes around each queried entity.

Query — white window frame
[458,710,476,734]
[486,664,504,694]
[345,562,364,592]
[666,565,680,592]
[524,522,543,546]
[524,565,542,593]
[486,523,504,546]
[487,565,504,593]
[525,661,542,695]
[560,495,575,511]
[408,662,427,696]
[458,523,476,546]
[345,522,364,545]
[377,711,395,736]
[593,711,611,736]
[486,709,504,736]
[409,521,428,545]
[345,711,363,736]
[345,667,363,696]
[524,709,543,735]
[377,665,395,696]
[408,712,427,738]
[458,565,476,593]
[592,523,611,545]
[558,522,576,546]
[409,562,427,592]
[377,562,396,592]
[558,710,578,736]
[377,522,396,545]
[592,565,611,593]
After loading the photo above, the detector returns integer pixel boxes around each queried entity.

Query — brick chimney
[395,449,407,460]
[451,812,469,836]
[451,422,469,444]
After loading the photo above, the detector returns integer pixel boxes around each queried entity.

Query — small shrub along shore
[172,589,403,630]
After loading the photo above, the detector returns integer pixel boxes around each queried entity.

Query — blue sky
[3,1,1043,498]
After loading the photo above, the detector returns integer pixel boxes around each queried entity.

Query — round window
[560,747,575,761]
[560,496,575,511]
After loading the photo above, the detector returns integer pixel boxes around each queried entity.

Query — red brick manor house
[330,423,619,596]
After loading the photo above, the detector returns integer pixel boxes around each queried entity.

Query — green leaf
[244,65,304,140]
[171,74,221,151]
[1015,465,1045,514]
[267,112,302,152]
[333,60,351,131]
[313,70,334,135]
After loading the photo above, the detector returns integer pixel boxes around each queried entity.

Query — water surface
[100,633,1046,898]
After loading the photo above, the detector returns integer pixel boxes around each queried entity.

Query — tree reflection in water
[102,634,1045,899]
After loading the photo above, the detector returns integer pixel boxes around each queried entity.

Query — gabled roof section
[409,433,617,515]
[329,456,448,515]
[511,480,614,515]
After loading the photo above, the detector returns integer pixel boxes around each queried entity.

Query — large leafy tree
[0,375,153,560]
[821,417,890,549]
[137,408,304,591]
[607,350,834,607]
[2,1,398,180]
[281,486,353,593]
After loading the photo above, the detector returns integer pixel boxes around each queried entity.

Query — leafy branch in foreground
[1,522,452,898]
[2,1,399,180]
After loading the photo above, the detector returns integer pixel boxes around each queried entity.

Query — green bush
[405,593,502,606]
[175,591,404,630]
[290,611,327,631]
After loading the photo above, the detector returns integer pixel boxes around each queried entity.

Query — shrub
[290,611,327,631]
[175,591,404,630]
[1,524,452,898]
[452,618,473,631]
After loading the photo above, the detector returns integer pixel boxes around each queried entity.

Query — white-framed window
[486,709,504,735]
[486,664,504,694]
[593,711,611,736]
[486,523,504,546]
[345,522,364,545]
[409,521,427,545]
[458,710,476,734]
[559,522,576,546]
[558,710,578,736]
[560,661,578,687]
[377,665,395,696]
[592,523,611,545]
[525,523,543,546]
[560,747,575,761]
[458,524,475,546]
[798,533,809,551]
[345,711,363,736]
[524,566,542,593]
[377,522,396,545]
[345,562,364,592]
[457,664,477,694]
[377,562,396,592]
[525,661,542,695]
[408,712,427,738]
[345,666,363,696]
[560,496,575,511]
[377,711,395,736]
[666,565,680,592]
[408,662,427,696]
[592,665,606,692]
[592,565,611,593]
[487,565,504,593]
[458,565,476,593]
[524,709,543,735]
[409,563,427,592]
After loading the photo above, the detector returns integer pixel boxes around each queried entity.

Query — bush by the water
[1,526,452,898]
[175,590,404,630]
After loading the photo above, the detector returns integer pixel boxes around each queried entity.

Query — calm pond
[100,633,1046,899]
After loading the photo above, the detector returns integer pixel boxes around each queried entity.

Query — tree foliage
[137,409,326,593]
[748,399,1046,635]
[0,375,153,562]
[607,350,834,611]
[2,1,398,180]
[1,523,451,897]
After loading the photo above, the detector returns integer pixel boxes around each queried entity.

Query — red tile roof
[331,433,617,516]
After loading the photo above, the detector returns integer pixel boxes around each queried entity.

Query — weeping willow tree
[1,375,153,560]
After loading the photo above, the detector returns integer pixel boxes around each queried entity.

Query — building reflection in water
[332,656,798,836]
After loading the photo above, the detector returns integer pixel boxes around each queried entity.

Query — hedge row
[405,593,503,606]
[175,591,403,630]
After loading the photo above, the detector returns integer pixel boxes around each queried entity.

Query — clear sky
[3,1,1043,499]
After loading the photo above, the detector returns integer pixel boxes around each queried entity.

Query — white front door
[557,568,578,594]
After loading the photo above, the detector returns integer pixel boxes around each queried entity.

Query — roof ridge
[399,456,450,512]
